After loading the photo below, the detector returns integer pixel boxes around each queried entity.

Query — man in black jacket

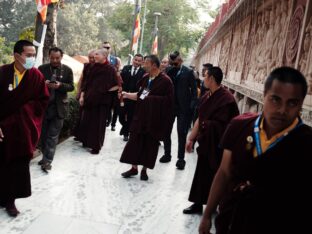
[119,53,145,141]
[38,47,74,171]
[159,51,197,170]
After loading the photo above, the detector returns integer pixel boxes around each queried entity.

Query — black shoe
[159,155,171,163]
[73,137,79,141]
[176,159,186,170]
[41,161,52,172]
[91,149,99,154]
[119,127,125,136]
[123,135,129,142]
[183,203,203,214]
[111,126,115,131]
[5,201,20,217]
[106,122,110,127]
[38,159,45,165]
[121,168,138,178]
[140,170,148,181]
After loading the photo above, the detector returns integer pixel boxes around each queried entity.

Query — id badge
[139,88,150,100]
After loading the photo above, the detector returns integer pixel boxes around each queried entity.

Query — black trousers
[163,112,191,159]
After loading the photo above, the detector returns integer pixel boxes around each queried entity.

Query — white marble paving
[0,123,215,234]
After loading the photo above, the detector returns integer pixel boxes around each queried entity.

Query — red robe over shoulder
[188,87,239,204]
[0,63,49,200]
[77,62,118,151]
[120,72,174,169]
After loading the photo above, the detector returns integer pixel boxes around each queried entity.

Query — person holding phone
[38,47,74,172]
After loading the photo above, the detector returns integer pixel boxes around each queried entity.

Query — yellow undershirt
[13,65,26,89]
[253,117,299,157]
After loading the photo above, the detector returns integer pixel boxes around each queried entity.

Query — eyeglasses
[103,46,110,49]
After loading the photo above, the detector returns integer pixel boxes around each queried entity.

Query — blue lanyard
[15,74,19,88]
[254,115,303,157]
[147,79,153,89]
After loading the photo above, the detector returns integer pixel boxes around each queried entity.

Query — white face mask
[23,57,36,70]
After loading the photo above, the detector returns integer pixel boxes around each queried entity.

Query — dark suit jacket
[167,65,197,114]
[121,65,145,93]
[38,63,74,119]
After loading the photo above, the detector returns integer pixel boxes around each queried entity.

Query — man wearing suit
[159,51,197,170]
[120,53,145,141]
[38,47,74,171]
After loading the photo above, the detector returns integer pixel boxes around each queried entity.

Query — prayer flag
[131,3,141,53]
[151,34,158,55]
[36,0,59,23]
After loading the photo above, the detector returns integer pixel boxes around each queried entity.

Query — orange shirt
[253,117,299,157]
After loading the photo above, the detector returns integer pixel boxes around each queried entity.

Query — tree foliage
[0,37,13,65]
[0,0,36,42]
[109,0,204,58]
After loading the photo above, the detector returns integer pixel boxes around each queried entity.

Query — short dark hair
[208,66,223,85]
[103,41,110,45]
[169,51,180,61]
[203,63,213,70]
[264,66,308,98]
[13,40,34,54]
[134,53,143,59]
[145,55,160,68]
[49,47,64,56]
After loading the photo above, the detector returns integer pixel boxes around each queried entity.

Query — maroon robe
[76,62,118,151]
[0,63,49,201]
[120,72,174,169]
[215,113,312,234]
[188,87,239,204]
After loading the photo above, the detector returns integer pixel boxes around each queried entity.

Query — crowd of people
[0,39,311,234]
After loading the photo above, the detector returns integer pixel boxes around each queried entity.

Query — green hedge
[59,88,80,141]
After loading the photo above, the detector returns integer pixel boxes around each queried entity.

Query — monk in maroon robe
[199,67,312,234]
[76,48,119,154]
[120,55,174,181]
[183,66,239,214]
[0,40,49,217]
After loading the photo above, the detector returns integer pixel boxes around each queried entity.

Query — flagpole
[151,12,161,55]
[139,0,147,54]
[128,0,141,64]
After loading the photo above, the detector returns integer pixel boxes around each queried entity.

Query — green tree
[109,0,204,59]
[0,37,13,65]
[0,0,36,42]
[19,26,35,41]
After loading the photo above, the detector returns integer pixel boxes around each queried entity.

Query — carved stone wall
[194,0,312,126]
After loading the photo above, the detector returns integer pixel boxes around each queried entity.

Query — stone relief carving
[194,0,312,122]
[219,32,232,79]
[284,3,306,66]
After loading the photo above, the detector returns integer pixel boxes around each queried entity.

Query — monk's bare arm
[122,91,138,101]
[186,118,199,153]
[109,85,119,91]
[199,149,233,234]
[0,128,4,142]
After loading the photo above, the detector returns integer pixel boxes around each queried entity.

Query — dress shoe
[106,122,110,127]
[176,159,186,170]
[159,155,171,163]
[183,203,203,214]
[111,126,116,131]
[41,162,52,172]
[123,135,129,142]
[140,170,148,181]
[73,137,79,141]
[38,159,45,165]
[5,202,20,217]
[91,149,99,154]
[121,168,138,178]
[119,127,125,136]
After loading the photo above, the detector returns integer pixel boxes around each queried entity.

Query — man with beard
[159,51,197,170]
